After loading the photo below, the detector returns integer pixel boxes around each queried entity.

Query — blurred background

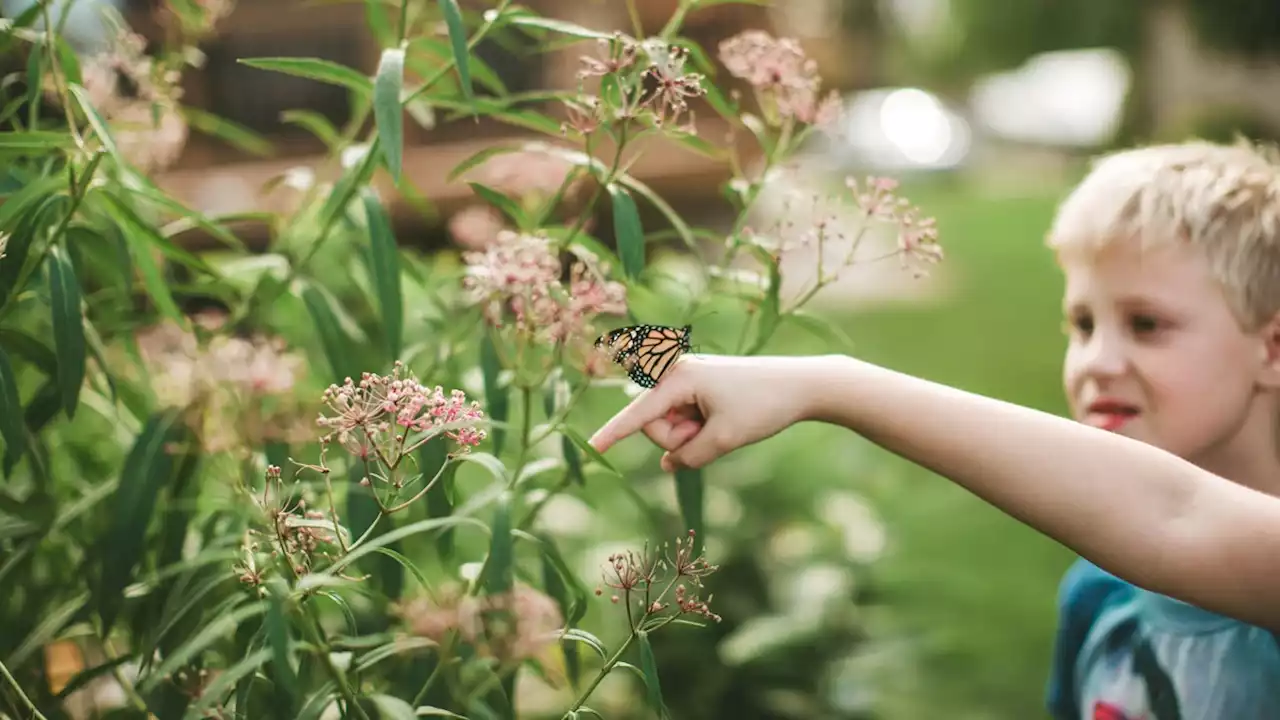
[11,0,1280,717]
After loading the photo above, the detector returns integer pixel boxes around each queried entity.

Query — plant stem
[565,632,637,714]
[303,608,372,720]
[0,659,49,720]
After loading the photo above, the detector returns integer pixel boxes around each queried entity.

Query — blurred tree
[1184,0,1280,59]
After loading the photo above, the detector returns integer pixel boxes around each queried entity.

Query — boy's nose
[1080,333,1129,378]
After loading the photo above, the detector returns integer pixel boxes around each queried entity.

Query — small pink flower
[718,30,833,128]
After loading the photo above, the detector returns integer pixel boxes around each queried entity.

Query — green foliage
[0,0,945,718]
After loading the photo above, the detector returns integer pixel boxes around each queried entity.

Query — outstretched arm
[590,353,1280,631]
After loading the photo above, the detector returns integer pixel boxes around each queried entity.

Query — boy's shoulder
[1046,558,1280,720]
[1045,558,1139,718]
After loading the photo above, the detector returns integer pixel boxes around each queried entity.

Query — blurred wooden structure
[131,0,788,248]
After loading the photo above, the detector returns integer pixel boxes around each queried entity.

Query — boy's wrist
[796,353,867,425]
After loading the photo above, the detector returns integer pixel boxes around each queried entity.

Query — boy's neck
[1189,421,1280,498]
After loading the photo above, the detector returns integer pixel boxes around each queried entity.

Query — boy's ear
[1258,311,1280,389]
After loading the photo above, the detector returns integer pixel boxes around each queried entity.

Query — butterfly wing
[598,324,692,387]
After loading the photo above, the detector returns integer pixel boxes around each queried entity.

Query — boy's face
[1060,241,1273,465]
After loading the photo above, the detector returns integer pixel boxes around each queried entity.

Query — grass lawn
[824,178,1082,719]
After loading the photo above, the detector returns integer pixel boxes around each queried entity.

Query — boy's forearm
[800,354,1280,628]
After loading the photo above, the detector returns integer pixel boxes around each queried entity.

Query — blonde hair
[1046,139,1280,329]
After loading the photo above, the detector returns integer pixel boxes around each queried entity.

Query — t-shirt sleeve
[1045,558,1137,720]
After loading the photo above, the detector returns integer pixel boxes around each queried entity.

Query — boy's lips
[1083,398,1140,431]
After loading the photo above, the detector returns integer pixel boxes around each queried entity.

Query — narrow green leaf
[558,628,608,660]
[184,648,271,717]
[318,516,485,578]
[673,468,704,555]
[0,130,72,150]
[347,463,404,599]
[503,13,612,40]
[562,436,585,486]
[280,109,343,150]
[482,493,513,595]
[238,57,372,95]
[446,143,521,182]
[266,579,300,710]
[559,426,621,479]
[616,175,697,252]
[437,0,473,103]
[637,631,669,719]
[371,695,417,720]
[300,283,357,383]
[137,601,267,693]
[414,707,468,718]
[46,244,85,418]
[480,333,507,455]
[6,591,88,668]
[23,380,61,435]
[540,549,581,686]
[67,83,120,161]
[0,328,56,376]
[468,181,525,227]
[784,309,856,353]
[422,441,457,558]
[525,531,588,625]
[0,347,26,475]
[361,188,404,359]
[364,0,395,44]
[607,184,645,280]
[181,106,275,158]
[374,48,406,180]
[743,245,782,351]
[0,191,68,311]
[98,409,183,633]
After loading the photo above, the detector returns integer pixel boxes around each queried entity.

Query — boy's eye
[1129,314,1161,334]
[1067,314,1093,336]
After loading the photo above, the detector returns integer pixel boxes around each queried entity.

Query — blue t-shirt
[1046,558,1280,720]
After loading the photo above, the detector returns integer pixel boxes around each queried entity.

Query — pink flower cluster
[847,176,944,272]
[718,30,840,127]
[400,583,564,665]
[317,362,487,461]
[462,231,626,348]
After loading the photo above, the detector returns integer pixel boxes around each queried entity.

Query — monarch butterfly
[594,324,692,388]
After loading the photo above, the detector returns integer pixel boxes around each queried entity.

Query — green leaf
[673,468,704,555]
[637,631,669,719]
[238,57,373,95]
[558,628,608,660]
[67,83,120,161]
[300,282,357,383]
[422,441,456,559]
[137,601,268,693]
[46,244,85,418]
[371,695,417,720]
[616,175,697,252]
[540,550,581,685]
[607,184,645,280]
[437,0,473,104]
[744,245,782,352]
[265,579,300,711]
[97,409,184,634]
[468,181,525,227]
[0,347,26,476]
[183,648,271,717]
[374,48,406,180]
[280,109,343,150]
[361,188,404,359]
[503,13,612,39]
[481,493,513,595]
[446,143,521,182]
[181,106,275,158]
[318,516,485,579]
[480,333,508,455]
[559,425,621,479]
[414,707,469,718]
[0,130,71,151]
[784,309,855,353]
[364,0,395,44]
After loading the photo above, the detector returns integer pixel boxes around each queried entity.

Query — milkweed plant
[0,0,942,717]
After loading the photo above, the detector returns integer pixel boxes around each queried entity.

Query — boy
[589,140,1280,719]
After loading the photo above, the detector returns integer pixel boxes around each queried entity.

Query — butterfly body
[594,324,692,388]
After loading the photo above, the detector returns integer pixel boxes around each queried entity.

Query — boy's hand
[588,354,829,471]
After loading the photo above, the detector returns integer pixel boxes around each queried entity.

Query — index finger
[589,381,685,454]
